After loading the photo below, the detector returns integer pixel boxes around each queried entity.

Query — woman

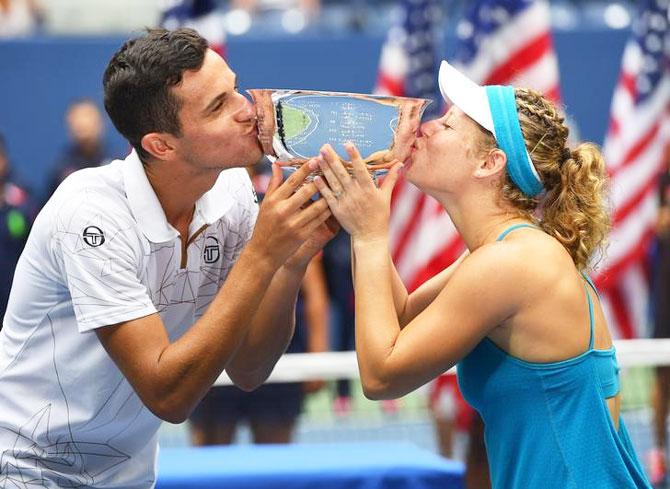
[309,61,651,488]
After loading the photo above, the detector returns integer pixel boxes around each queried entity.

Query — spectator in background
[231,0,320,19]
[649,145,670,488]
[430,378,491,489]
[46,98,117,198]
[0,0,42,38]
[322,229,355,414]
[228,0,320,33]
[0,135,33,327]
[189,161,331,445]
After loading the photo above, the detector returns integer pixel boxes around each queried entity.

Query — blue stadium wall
[0,28,627,196]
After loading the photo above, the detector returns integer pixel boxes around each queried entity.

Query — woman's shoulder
[468,228,576,291]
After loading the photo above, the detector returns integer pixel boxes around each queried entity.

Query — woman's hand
[312,143,403,243]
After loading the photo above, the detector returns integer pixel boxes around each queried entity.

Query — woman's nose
[420,119,439,137]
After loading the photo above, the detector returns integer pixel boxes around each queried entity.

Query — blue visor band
[485,85,544,197]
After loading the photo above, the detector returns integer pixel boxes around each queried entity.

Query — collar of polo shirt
[122,150,236,243]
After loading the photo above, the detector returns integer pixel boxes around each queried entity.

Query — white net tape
[214,338,670,386]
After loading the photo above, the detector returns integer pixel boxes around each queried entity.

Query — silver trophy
[248,89,431,180]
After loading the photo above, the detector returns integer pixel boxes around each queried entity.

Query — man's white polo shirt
[0,151,258,488]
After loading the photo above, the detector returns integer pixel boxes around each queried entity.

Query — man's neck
[143,160,219,237]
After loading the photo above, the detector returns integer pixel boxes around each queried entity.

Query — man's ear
[140,133,177,161]
[474,148,506,179]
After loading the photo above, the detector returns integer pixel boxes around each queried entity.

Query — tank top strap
[580,272,601,299]
[581,273,599,351]
[583,283,596,350]
[495,223,539,242]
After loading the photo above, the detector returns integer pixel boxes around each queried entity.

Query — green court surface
[280,104,312,141]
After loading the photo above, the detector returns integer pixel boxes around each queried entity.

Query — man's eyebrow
[203,92,228,114]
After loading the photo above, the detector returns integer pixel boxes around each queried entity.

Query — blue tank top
[457,224,651,489]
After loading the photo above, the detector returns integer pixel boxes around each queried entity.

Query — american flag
[160,0,227,58]
[377,0,560,292]
[593,0,670,339]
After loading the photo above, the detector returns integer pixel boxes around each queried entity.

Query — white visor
[438,60,495,134]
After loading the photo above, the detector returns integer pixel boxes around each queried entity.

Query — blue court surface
[157,441,464,489]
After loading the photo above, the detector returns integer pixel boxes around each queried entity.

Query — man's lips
[243,124,259,141]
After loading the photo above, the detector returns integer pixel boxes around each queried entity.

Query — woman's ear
[475,148,506,179]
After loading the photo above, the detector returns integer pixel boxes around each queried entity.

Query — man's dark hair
[103,28,208,161]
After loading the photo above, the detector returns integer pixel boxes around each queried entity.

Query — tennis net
[158,339,670,478]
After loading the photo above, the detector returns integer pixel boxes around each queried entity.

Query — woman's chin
[403,158,419,182]
[404,168,433,194]
[403,152,416,171]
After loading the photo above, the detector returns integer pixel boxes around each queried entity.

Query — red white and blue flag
[594,0,670,339]
[160,0,227,58]
[378,0,561,292]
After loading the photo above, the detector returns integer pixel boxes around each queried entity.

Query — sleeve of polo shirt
[242,171,259,245]
[53,190,157,333]
[231,169,259,263]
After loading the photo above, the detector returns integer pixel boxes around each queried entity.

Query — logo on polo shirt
[204,236,220,264]
[82,226,105,247]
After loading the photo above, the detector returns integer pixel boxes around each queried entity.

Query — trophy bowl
[248,89,431,181]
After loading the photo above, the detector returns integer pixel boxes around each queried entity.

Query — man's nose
[234,93,256,122]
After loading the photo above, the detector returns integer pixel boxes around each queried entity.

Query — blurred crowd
[0,0,328,37]
[0,0,42,38]
[0,0,640,39]
[0,98,116,320]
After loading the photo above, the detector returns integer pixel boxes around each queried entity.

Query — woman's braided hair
[476,88,611,271]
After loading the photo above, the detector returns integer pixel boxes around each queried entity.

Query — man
[46,98,117,199]
[0,28,334,488]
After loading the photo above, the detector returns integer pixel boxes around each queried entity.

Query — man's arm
[96,243,280,423]
[223,260,304,389]
[301,255,330,393]
[95,164,331,423]
[226,219,337,389]
[301,255,330,357]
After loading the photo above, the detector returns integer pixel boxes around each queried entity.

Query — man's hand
[248,160,332,269]
[285,214,340,271]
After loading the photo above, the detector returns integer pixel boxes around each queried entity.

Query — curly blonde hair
[475,88,611,271]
